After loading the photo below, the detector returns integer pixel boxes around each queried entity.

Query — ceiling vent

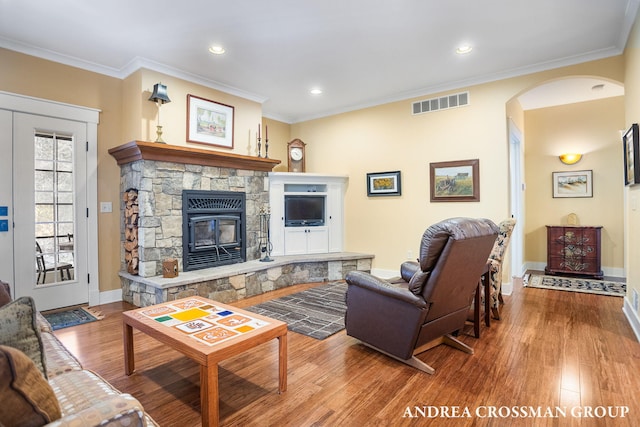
[412,91,469,115]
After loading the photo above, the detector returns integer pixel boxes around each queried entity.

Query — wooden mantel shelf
[108,140,281,172]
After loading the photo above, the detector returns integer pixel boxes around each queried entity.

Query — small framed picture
[187,94,234,148]
[623,123,640,186]
[367,171,401,196]
[430,159,479,202]
[552,170,593,198]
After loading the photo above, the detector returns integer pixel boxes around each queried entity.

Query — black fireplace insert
[182,190,246,271]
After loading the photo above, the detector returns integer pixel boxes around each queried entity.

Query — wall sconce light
[559,153,582,165]
[148,83,171,143]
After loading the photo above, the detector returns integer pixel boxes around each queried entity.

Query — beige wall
[0,48,124,292]
[524,97,625,273]
[291,57,625,272]
[263,117,291,173]
[624,10,640,321]
[292,84,510,270]
[0,49,291,293]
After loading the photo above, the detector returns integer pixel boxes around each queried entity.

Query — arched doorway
[507,76,625,282]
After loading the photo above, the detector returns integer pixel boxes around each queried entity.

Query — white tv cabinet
[268,172,348,256]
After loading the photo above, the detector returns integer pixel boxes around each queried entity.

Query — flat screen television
[285,195,325,226]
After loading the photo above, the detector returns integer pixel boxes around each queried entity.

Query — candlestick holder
[257,136,262,158]
[259,205,273,262]
[264,138,269,158]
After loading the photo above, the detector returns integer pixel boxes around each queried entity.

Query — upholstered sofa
[0,281,157,427]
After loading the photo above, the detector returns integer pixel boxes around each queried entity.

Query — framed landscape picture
[430,159,479,202]
[187,94,234,148]
[367,171,401,196]
[552,170,593,198]
[623,123,640,186]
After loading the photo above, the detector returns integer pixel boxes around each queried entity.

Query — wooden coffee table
[122,296,287,427]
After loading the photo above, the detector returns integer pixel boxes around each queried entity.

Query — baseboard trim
[98,289,122,305]
[371,268,399,279]
[501,281,513,296]
[623,297,640,342]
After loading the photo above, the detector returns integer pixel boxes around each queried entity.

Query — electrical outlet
[406,250,413,260]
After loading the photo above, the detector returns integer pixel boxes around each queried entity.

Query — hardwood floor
[53,279,640,426]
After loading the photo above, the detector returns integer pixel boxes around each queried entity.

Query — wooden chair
[36,241,73,284]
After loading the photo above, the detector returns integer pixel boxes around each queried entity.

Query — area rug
[42,306,104,330]
[524,274,626,297]
[246,281,347,340]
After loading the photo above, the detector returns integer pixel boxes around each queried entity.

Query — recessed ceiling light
[310,88,323,95]
[456,44,473,55]
[208,45,226,55]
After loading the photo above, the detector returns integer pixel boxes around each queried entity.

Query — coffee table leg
[278,331,287,393]
[200,363,219,427]
[123,322,135,375]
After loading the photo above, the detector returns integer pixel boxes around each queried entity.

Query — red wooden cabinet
[545,225,603,279]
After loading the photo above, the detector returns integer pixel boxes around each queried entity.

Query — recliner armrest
[345,271,427,308]
[400,261,419,282]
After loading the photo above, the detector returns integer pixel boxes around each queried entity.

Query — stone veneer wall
[119,160,268,277]
[121,257,373,307]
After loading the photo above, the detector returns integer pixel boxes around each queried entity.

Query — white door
[13,113,89,310]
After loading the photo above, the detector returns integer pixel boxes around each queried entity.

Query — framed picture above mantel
[187,94,234,149]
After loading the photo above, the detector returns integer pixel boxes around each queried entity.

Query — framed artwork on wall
[187,94,234,148]
[430,159,479,202]
[552,170,593,198]
[366,171,401,196]
[623,123,640,186]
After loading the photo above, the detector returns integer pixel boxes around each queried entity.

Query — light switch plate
[100,202,113,213]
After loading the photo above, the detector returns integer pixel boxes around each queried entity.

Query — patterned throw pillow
[0,297,47,377]
[0,345,61,426]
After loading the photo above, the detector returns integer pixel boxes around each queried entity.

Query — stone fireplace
[108,141,374,307]
[109,141,279,277]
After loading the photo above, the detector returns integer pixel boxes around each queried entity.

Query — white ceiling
[0,1,637,123]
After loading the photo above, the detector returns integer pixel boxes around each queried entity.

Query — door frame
[0,91,100,306]
[508,119,525,280]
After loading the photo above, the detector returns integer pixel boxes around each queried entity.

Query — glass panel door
[34,132,75,285]
[14,113,88,310]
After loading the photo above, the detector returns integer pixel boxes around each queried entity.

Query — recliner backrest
[408,218,498,318]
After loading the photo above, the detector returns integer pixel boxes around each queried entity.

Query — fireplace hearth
[182,190,246,271]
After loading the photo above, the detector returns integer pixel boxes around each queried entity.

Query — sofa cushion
[40,331,83,378]
[0,280,11,307]
[0,296,48,377]
[0,345,61,426]
[49,370,126,416]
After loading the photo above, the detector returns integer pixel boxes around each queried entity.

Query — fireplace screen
[190,215,240,250]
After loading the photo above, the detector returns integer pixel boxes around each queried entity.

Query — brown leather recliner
[345,217,498,374]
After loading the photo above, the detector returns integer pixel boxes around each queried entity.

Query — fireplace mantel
[108,140,280,172]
